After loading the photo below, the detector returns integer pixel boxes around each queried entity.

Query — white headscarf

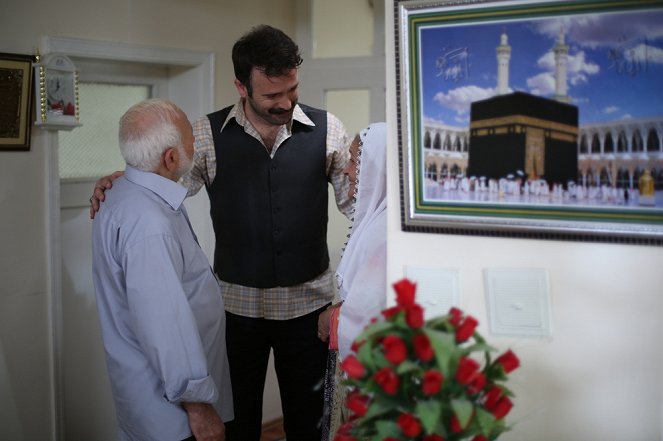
[336,122,387,360]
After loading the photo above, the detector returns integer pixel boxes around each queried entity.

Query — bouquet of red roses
[334,279,520,441]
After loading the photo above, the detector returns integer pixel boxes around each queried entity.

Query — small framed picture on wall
[34,53,81,130]
[0,52,34,151]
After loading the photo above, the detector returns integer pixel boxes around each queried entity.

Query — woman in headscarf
[318,122,387,440]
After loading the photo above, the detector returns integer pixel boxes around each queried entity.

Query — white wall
[385,2,662,440]
[0,129,54,440]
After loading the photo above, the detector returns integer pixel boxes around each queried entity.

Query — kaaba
[467,91,578,186]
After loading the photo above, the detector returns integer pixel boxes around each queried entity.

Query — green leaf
[394,311,410,329]
[424,328,457,374]
[373,420,401,440]
[426,316,450,330]
[357,320,396,341]
[362,400,395,421]
[356,338,377,371]
[451,397,474,428]
[415,400,442,433]
[473,331,487,344]
[464,341,495,355]
[371,346,389,369]
[474,406,497,432]
[498,384,515,397]
[396,360,421,376]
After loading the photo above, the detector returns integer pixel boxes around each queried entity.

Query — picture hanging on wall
[34,53,81,131]
[0,52,34,151]
[394,0,663,245]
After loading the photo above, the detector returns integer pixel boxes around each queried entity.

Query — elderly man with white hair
[91,98,233,441]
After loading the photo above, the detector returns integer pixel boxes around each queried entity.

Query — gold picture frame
[0,53,34,151]
[34,53,81,130]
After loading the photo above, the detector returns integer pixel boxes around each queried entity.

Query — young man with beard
[91,25,352,441]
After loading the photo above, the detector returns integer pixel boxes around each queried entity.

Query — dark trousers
[224,305,329,441]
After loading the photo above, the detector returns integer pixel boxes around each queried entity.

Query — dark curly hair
[232,24,303,96]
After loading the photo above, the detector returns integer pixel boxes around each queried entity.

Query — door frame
[41,36,214,440]
[294,0,386,120]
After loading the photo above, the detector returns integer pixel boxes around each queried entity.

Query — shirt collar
[124,165,188,210]
[221,99,315,133]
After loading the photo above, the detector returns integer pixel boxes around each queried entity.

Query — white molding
[295,0,313,59]
[41,36,210,66]
[41,36,215,116]
[43,130,64,441]
[294,0,386,122]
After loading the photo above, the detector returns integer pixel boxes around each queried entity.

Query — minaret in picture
[496,30,511,95]
[553,28,570,103]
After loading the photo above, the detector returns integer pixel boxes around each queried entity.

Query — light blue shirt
[92,165,233,441]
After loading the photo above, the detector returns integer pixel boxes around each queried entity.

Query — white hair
[118,99,187,172]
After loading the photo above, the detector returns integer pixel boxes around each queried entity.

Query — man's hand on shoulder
[182,402,225,441]
[89,170,124,219]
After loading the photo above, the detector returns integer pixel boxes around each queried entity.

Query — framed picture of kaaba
[394,0,663,244]
[0,53,34,151]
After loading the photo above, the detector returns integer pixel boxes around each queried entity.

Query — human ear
[163,147,178,172]
[234,79,248,98]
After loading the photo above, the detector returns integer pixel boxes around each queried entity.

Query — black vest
[207,104,329,288]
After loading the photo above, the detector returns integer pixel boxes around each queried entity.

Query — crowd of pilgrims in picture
[426,168,657,206]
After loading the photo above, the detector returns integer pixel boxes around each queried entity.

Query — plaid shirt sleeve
[326,112,353,220]
[180,116,216,197]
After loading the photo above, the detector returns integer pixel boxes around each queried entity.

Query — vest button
[274,228,280,235]
[273,207,280,214]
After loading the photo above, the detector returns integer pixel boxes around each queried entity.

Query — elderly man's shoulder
[100,179,170,223]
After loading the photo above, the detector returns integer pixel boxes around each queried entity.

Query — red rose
[490,396,513,420]
[345,390,370,417]
[393,278,417,307]
[406,304,425,328]
[397,413,422,438]
[448,307,463,326]
[350,339,365,353]
[423,435,446,441]
[455,315,478,342]
[472,436,488,441]
[333,434,357,441]
[374,367,399,395]
[483,385,503,410]
[340,355,365,379]
[422,370,444,395]
[467,371,486,394]
[450,415,463,433]
[336,421,353,435]
[455,357,480,385]
[382,305,402,319]
[495,349,520,373]
[413,333,434,362]
[383,335,408,365]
